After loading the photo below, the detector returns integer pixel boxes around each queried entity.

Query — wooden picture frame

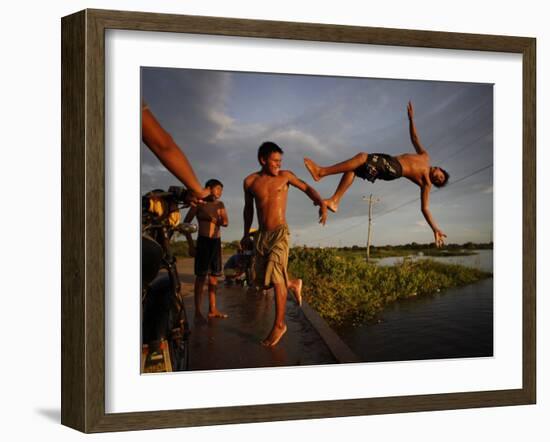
[61,9,536,433]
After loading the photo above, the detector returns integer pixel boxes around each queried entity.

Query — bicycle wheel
[170,332,190,371]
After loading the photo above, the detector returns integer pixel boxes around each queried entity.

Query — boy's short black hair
[434,167,450,188]
[257,141,283,163]
[205,179,223,188]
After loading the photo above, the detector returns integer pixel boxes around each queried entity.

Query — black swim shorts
[354,153,403,182]
[194,236,223,277]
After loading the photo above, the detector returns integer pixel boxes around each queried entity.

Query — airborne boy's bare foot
[261,323,288,347]
[324,197,339,213]
[304,158,322,182]
[207,309,228,319]
[289,278,303,306]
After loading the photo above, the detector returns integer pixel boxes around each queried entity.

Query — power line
[373,128,491,206]
[364,194,380,262]
[441,163,493,187]
[373,163,493,220]
[303,99,494,246]
[427,99,492,161]
[434,130,492,165]
[368,104,492,203]
[306,162,493,244]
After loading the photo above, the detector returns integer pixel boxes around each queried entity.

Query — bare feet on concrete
[261,323,287,347]
[207,309,228,319]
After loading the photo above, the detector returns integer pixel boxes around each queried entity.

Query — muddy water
[335,251,493,363]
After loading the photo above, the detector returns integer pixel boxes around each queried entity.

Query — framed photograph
[61,9,536,433]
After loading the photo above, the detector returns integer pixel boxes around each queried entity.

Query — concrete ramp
[177,257,359,372]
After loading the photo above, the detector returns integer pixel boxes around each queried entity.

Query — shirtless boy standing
[184,179,229,323]
[241,142,327,347]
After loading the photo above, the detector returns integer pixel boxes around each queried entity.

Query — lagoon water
[376,249,493,272]
[335,251,494,363]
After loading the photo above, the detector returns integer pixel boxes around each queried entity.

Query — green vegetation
[171,240,192,257]
[171,239,240,258]
[289,247,491,327]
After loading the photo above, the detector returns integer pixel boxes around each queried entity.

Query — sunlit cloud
[269,128,330,155]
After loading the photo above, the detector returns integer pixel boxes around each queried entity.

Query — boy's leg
[262,282,288,347]
[206,237,227,319]
[207,275,228,319]
[194,275,207,324]
[194,236,209,324]
[325,171,356,213]
[304,152,368,181]
[288,278,303,306]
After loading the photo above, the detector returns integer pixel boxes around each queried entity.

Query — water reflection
[376,249,493,272]
[336,250,494,363]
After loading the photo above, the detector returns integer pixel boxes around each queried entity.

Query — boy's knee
[356,152,368,163]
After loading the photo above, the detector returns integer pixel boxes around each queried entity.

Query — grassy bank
[171,239,240,257]
[289,247,491,327]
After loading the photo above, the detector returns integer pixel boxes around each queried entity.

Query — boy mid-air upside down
[304,101,449,247]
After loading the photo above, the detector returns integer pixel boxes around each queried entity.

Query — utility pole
[363,194,379,262]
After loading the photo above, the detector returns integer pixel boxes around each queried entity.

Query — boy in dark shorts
[184,179,229,323]
[304,101,450,247]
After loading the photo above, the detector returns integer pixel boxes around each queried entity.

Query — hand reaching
[184,189,207,207]
[434,229,447,248]
[407,100,414,120]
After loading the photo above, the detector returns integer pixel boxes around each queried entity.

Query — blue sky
[141,68,493,247]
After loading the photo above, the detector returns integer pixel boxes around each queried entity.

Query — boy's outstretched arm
[142,106,209,199]
[286,171,327,225]
[420,184,447,247]
[407,101,428,155]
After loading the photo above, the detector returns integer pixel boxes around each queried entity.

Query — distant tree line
[170,238,241,257]
[338,242,493,252]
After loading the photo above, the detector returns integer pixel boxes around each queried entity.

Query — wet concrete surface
[176,257,337,371]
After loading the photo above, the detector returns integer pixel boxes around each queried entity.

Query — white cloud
[269,128,330,155]
[141,163,165,177]
[207,109,235,142]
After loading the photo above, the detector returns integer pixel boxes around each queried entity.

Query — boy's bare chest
[250,176,288,199]
[197,203,219,220]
